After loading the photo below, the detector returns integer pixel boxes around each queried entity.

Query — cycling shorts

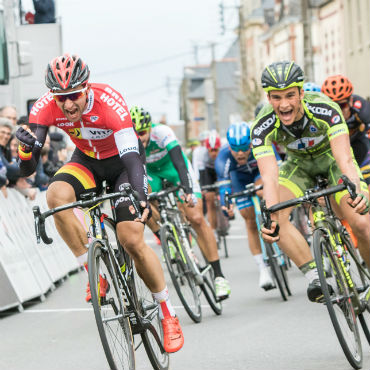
[230,169,261,210]
[49,148,145,222]
[147,158,201,199]
[199,167,217,188]
[278,149,368,204]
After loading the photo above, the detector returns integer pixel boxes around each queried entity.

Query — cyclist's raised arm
[16,124,49,177]
[168,145,193,194]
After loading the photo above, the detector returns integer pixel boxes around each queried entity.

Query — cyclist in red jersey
[15,54,183,353]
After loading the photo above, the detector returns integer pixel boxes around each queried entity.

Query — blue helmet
[227,122,251,152]
[303,82,321,92]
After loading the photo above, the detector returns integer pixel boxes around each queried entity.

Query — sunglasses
[230,145,250,153]
[209,148,219,152]
[338,100,350,109]
[52,86,87,103]
[137,130,149,137]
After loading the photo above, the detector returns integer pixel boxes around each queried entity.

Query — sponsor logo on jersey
[119,146,137,156]
[30,92,54,116]
[35,140,43,148]
[100,88,129,121]
[68,128,82,139]
[309,125,318,133]
[354,100,362,109]
[86,128,112,140]
[252,138,262,146]
[253,115,275,136]
[90,116,99,122]
[331,115,341,124]
[287,135,325,150]
[56,117,68,121]
[114,196,130,208]
[57,121,75,127]
[306,103,332,116]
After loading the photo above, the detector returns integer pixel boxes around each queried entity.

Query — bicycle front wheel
[160,226,202,323]
[313,229,362,369]
[88,240,135,370]
[131,262,169,370]
[188,227,222,315]
[265,242,289,301]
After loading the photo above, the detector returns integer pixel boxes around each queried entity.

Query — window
[0,11,9,84]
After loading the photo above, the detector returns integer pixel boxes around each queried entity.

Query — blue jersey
[215,145,280,210]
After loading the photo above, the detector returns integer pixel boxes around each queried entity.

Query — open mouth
[64,107,80,120]
[279,109,294,121]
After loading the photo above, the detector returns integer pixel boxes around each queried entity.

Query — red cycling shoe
[86,274,109,303]
[161,316,184,353]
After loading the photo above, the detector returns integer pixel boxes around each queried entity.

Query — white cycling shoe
[259,268,275,291]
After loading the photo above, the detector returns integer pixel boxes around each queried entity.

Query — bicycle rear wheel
[160,226,202,323]
[88,240,135,370]
[131,262,169,370]
[313,229,363,369]
[188,227,222,315]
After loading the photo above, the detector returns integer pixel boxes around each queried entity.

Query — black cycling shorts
[199,167,217,188]
[49,148,145,222]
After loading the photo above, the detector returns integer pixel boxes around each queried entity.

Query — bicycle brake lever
[341,175,357,201]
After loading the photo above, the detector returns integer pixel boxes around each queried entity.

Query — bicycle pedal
[262,284,276,292]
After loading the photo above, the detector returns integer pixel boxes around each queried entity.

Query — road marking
[23,304,221,314]
[225,235,247,240]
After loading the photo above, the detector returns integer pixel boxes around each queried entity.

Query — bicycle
[33,183,169,370]
[201,182,230,258]
[261,175,370,369]
[225,183,291,301]
[148,184,222,324]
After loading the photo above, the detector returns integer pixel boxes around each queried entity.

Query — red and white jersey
[28,83,139,159]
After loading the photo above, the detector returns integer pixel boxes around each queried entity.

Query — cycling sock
[253,253,266,271]
[77,251,88,273]
[299,260,319,283]
[152,286,175,319]
[153,230,161,241]
[210,259,224,278]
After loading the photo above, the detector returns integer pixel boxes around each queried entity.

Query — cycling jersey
[29,83,137,159]
[214,145,261,210]
[19,83,148,209]
[145,123,201,196]
[251,92,348,160]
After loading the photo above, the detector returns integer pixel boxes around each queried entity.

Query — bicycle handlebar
[201,180,230,192]
[33,183,141,245]
[148,184,183,201]
[224,184,263,209]
[260,175,357,229]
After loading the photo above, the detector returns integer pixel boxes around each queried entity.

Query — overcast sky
[47,0,238,123]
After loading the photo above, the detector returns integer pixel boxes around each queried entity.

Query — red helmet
[45,54,90,91]
[321,75,353,102]
[205,131,221,150]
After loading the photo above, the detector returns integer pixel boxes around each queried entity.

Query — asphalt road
[1,213,370,370]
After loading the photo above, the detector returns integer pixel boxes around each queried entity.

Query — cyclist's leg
[144,178,161,241]
[114,169,184,353]
[46,150,101,258]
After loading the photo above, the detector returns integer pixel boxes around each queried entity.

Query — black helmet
[261,61,304,92]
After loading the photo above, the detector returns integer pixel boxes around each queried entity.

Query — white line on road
[23,304,220,314]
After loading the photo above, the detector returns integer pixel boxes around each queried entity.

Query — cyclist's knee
[351,218,370,239]
[46,182,75,208]
[187,212,204,227]
[245,218,258,230]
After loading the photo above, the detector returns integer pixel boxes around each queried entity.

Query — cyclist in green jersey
[251,61,370,302]
[130,106,231,300]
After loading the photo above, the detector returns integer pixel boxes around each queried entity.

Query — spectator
[33,0,55,24]
[0,155,7,197]
[0,105,17,127]
[41,134,67,177]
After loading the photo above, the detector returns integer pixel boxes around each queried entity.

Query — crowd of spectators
[0,105,68,200]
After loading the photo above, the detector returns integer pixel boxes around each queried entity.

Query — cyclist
[215,121,278,290]
[321,75,370,186]
[192,130,222,240]
[15,54,183,353]
[251,60,370,302]
[130,106,231,300]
